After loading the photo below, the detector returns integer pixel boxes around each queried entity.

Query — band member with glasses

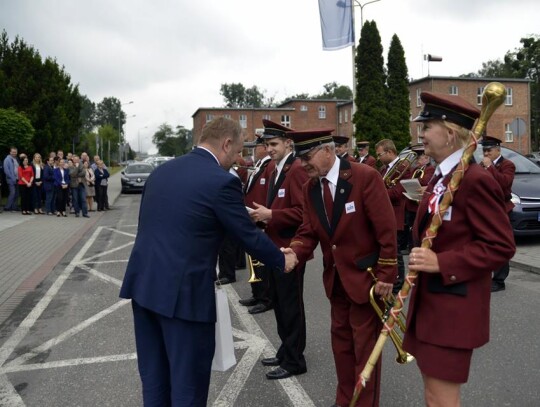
[375,139,408,294]
[287,128,397,407]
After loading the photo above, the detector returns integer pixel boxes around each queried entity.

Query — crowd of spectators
[1,146,110,217]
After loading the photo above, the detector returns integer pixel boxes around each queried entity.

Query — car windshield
[125,164,153,174]
[473,146,540,174]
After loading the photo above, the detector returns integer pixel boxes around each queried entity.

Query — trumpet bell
[247,255,262,283]
[369,286,414,365]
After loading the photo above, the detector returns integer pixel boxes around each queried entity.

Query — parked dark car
[473,146,540,236]
[120,162,154,193]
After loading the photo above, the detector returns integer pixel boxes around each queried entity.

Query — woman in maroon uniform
[405,91,516,406]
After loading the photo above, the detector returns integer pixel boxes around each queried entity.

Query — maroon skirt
[403,329,473,383]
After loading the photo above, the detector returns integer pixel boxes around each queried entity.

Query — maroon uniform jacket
[357,154,377,167]
[407,163,515,349]
[265,154,309,249]
[486,156,515,213]
[291,159,398,305]
[405,163,435,213]
[340,153,356,163]
[244,156,271,207]
[380,165,409,231]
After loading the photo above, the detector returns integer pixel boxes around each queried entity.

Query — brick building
[409,76,531,154]
[192,76,532,154]
[191,99,351,145]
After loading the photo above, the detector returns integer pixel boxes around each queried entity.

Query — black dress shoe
[266,367,292,380]
[261,357,280,366]
[248,303,273,314]
[215,277,236,285]
[239,297,258,306]
[491,282,505,292]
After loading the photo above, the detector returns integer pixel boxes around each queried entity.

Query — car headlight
[510,192,521,205]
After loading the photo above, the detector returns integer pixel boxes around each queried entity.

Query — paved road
[1,191,540,406]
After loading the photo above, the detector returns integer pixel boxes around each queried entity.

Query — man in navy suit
[120,117,298,407]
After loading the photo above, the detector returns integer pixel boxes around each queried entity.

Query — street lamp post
[118,101,134,163]
[138,126,148,156]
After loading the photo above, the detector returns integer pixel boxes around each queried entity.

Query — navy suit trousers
[132,301,215,407]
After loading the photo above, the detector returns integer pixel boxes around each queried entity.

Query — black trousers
[218,234,237,281]
[269,263,307,374]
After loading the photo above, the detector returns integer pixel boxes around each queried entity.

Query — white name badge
[345,201,356,214]
[260,178,266,185]
[278,188,286,198]
[442,206,452,221]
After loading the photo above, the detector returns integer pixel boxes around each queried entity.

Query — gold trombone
[247,255,262,283]
[366,267,414,365]
[383,151,417,187]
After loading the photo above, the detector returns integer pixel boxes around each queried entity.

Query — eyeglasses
[376,151,388,158]
[299,146,323,162]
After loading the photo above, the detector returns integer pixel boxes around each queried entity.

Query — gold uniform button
[450,275,457,281]
[332,245,337,250]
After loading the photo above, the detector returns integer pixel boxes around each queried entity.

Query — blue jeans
[45,188,56,213]
[5,182,19,210]
[71,184,88,215]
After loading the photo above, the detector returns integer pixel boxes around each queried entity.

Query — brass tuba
[383,151,417,187]
[247,255,262,283]
[367,267,414,364]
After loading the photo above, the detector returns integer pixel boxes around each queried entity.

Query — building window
[205,113,214,123]
[263,114,271,120]
[239,114,247,128]
[344,109,348,123]
[417,124,422,143]
[477,87,484,105]
[223,114,231,119]
[300,105,308,112]
[505,87,513,106]
[318,105,326,119]
[339,111,342,124]
[449,85,458,95]
[505,123,513,142]
[281,115,291,127]
[416,88,422,107]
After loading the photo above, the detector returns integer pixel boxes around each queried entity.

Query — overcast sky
[1,0,538,153]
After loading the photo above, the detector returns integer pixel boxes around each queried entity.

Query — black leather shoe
[491,282,505,292]
[239,297,258,306]
[248,303,273,314]
[266,367,292,380]
[261,357,280,366]
[216,277,236,285]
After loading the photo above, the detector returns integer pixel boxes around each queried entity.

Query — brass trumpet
[383,151,417,187]
[367,267,414,364]
[247,255,262,283]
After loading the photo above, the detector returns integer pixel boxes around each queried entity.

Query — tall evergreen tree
[353,20,388,144]
[386,34,411,151]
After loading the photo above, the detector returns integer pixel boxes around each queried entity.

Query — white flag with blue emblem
[318,0,354,50]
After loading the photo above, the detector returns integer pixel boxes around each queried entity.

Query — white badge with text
[345,201,356,214]
[442,206,452,221]
[278,188,286,198]
[260,178,266,185]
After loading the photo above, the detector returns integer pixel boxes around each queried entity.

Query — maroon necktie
[322,178,334,224]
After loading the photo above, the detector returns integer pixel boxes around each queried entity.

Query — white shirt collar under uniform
[435,147,465,179]
[275,152,293,180]
[319,156,340,199]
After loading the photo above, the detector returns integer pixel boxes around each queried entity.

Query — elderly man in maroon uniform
[287,128,397,407]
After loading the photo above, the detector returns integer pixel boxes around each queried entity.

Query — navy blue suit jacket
[120,148,285,322]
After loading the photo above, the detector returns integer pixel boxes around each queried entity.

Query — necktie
[322,178,334,224]
[268,168,277,193]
